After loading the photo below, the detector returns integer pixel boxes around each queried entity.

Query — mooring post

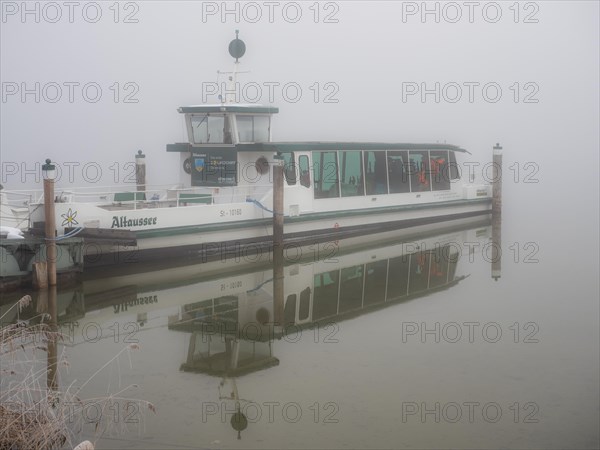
[42,159,57,286]
[491,143,502,281]
[272,155,285,327]
[492,143,502,218]
[135,150,146,196]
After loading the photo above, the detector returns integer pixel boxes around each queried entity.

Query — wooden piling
[491,143,502,281]
[492,143,502,219]
[136,150,146,195]
[43,159,57,287]
[272,156,284,327]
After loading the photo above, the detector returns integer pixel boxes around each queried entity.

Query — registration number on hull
[220,208,243,217]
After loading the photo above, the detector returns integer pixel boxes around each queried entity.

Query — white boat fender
[0,226,24,239]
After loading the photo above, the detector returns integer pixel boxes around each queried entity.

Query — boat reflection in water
[164,218,496,438]
[0,217,499,441]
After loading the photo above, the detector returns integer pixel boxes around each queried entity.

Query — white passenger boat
[1,33,492,270]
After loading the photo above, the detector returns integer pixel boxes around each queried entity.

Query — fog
[1,1,598,448]
[2,2,598,192]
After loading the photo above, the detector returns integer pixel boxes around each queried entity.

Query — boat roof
[178,104,279,114]
[167,141,469,153]
[241,142,468,153]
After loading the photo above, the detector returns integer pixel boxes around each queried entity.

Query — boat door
[282,151,313,216]
[283,286,312,326]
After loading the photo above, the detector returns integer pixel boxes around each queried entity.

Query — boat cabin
[167,104,465,201]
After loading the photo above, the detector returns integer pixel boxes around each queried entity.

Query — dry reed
[0,295,155,450]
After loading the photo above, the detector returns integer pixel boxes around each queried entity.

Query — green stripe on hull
[285,197,490,224]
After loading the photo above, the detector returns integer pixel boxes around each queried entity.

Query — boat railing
[0,189,38,208]
[16,183,274,210]
[0,189,39,229]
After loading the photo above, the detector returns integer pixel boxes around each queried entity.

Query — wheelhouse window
[313,151,339,199]
[409,151,430,192]
[364,151,388,195]
[237,115,270,142]
[387,151,410,193]
[339,151,364,197]
[281,152,296,186]
[191,114,231,144]
[299,155,310,188]
[430,150,451,191]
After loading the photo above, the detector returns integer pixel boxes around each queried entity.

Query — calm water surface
[2,187,599,449]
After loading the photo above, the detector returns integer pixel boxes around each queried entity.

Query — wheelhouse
[178,104,278,146]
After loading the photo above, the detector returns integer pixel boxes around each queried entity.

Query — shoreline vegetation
[0,295,155,450]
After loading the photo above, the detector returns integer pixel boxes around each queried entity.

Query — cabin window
[430,151,451,191]
[313,270,339,320]
[339,151,364,197]
[363,260,388,305]
[409,251,430,293]
[386,255,410,300]
[449,151,460,180]
[313,151,339,199]
[429,245,450,288]
[299,155,310,188]
[237,115,270,142]
[281,152,296,185]
[447,249,459,280]
[364,151,388,195]
[339,265,364,312]
[387,151,411,193]
[191,114,230,144]
[409,151,431,192]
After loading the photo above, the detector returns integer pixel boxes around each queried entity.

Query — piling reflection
[47,286,58,391]
[491,143,502,281]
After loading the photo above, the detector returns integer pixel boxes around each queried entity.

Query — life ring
[183,157,192,174]
[255,156,269,175]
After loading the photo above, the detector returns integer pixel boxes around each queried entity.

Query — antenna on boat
[219,30,247,104]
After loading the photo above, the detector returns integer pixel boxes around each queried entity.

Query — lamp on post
[42,159,56,181]
[42,158,57,286]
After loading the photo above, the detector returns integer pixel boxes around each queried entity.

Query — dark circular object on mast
[229,30,246,61]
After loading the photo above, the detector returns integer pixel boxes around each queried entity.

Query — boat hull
[79,197,491,271]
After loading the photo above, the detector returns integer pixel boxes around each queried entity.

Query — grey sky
[1,1,598,195]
